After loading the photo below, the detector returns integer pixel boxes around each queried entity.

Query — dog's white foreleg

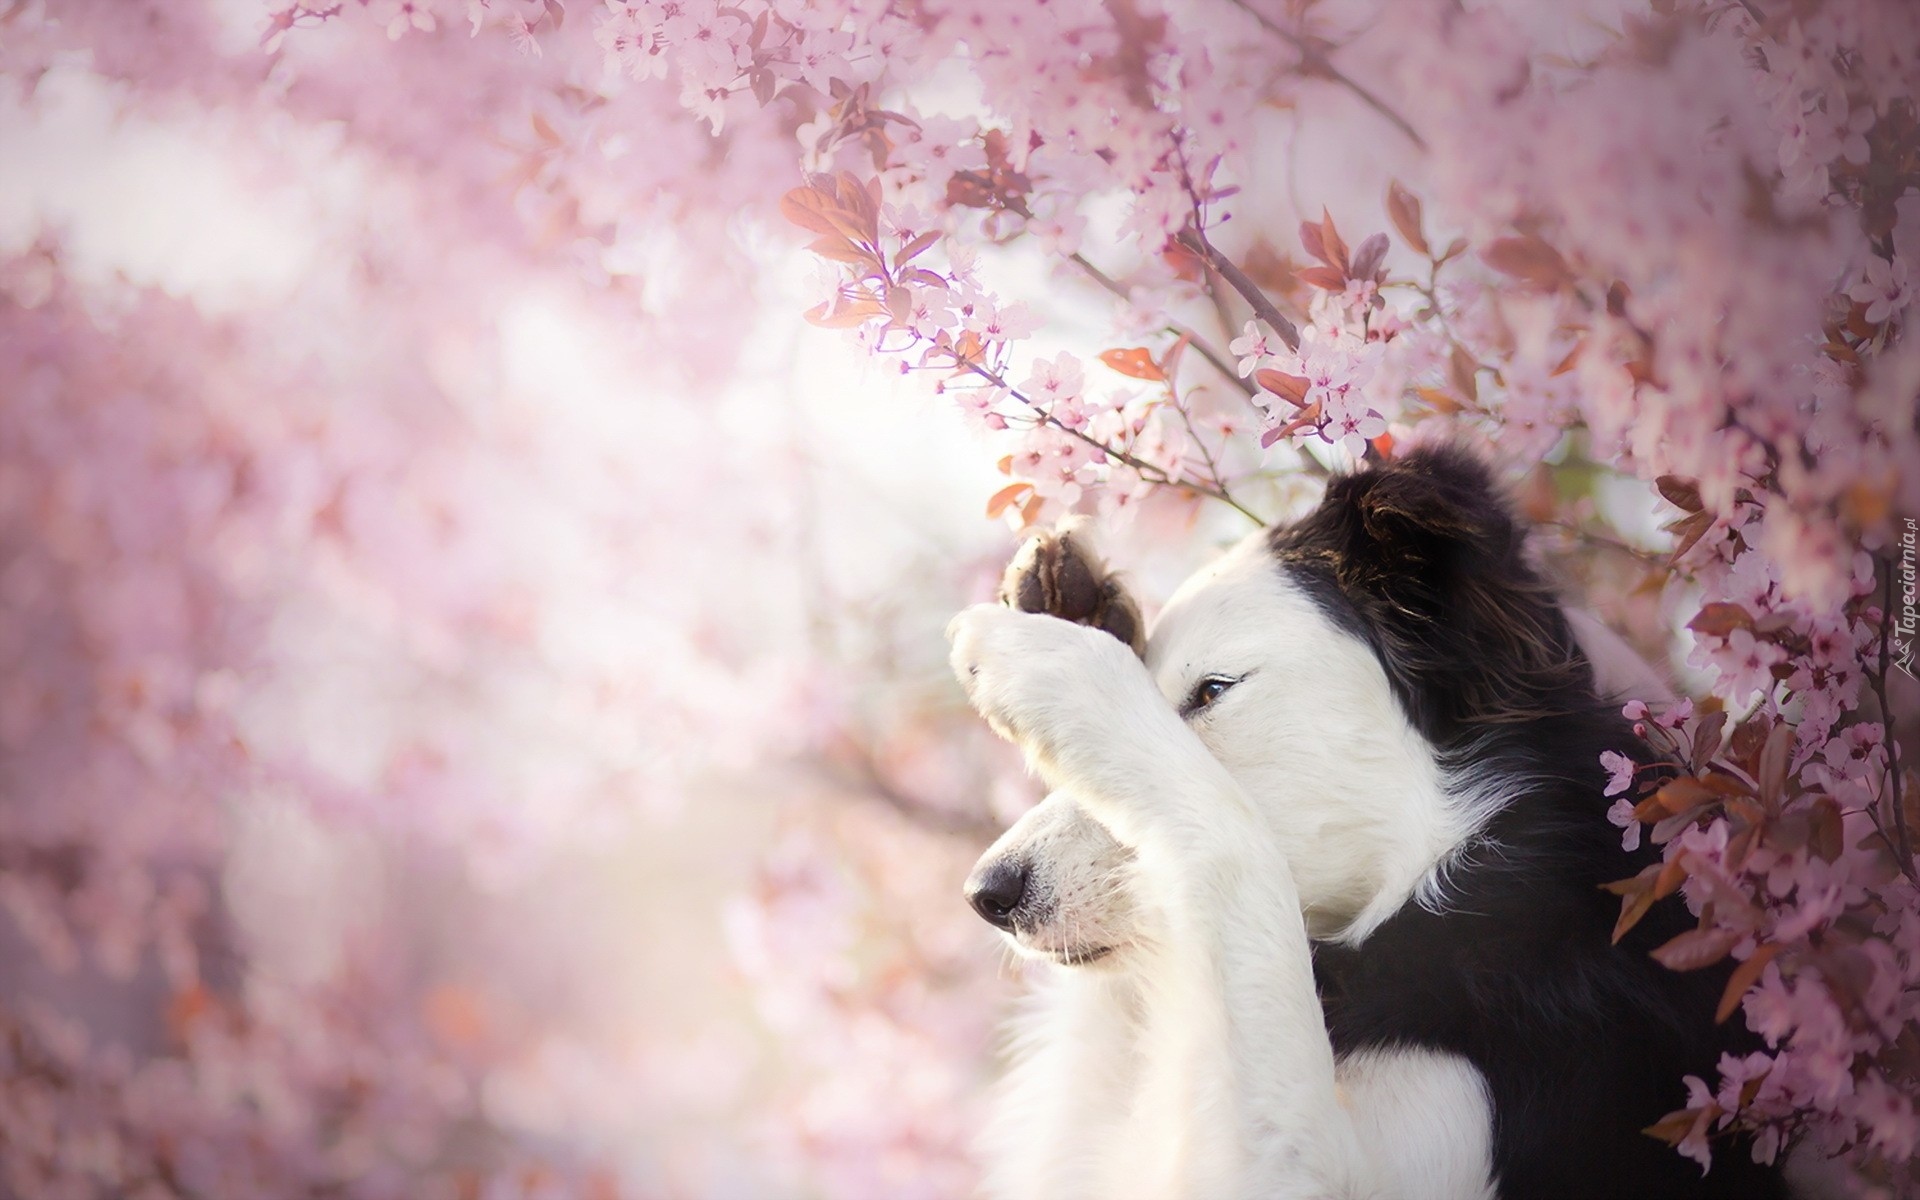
[949,606,1370,1200]
[981,969,1142,1200]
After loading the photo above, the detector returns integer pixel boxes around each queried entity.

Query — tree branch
[1220,0,1428,151]
[1064,252,1259,399]
[950,351,1267,524]
[1175,226,1302,351]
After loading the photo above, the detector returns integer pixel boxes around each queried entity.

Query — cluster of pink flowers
[2,0,1914,1194]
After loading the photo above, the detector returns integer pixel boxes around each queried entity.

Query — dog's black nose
[965,859,1029,930]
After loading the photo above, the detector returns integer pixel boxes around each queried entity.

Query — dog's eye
[1181,674,1242,717]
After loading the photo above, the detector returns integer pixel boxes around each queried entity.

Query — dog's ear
[999,518,1147,659]
[1321,445,1518,586]
[1276,445,1585,727]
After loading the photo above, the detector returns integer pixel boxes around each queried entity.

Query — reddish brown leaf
[1255,369,1312,407]
[1841,479,1893,530]
[1299,218,1328,266]
[1612,880,1661,944]
[1650,926,1739,972]
[423,983,490,1049]
[1098,347,1167,382]
[1350,232,1389,282]
[1482,234,1572,290]
[1697,773,1756,799]
[884,284,913,324]
[1319,209,1350,274]
[986,482,1034,519]
[781,184,847,237]
[1691,709,1728,772]
[1758,721,1794,803]
[1667,510,1715,561]
[1634,777,1718,823]
[1727,713,1772,771]
[803,297,886,328]
[1654,851,1692,900]
[168,983,217,1037]
[893,230,940,269]
[1413,386,1467,414]
[1386,180,1428,256]
[1723,822,1759,874]
[945,173,998,210]
[1717,943,1781,1023]
[1297,264,1348,291]
[1600,862,1662,897]
[1644,1106,1711,1145]
[1656,474,1703,513]
[1649,810,1703,847]
[809,236,876,266]
[1687,602,1756,637]
[1448,344,1480,403]
[1260,401,1322,447]
[1808,796,1845,863]
[833,172,882,242]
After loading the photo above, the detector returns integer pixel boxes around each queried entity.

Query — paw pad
[998,521,1146,658]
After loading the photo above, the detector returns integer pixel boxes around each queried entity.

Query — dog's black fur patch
[1272,446,1786,1200]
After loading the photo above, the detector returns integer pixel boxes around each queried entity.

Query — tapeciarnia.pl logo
[1897,517,1917,681]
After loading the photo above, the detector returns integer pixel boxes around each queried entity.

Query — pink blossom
[1019,352,1086,413]
[1229,320,1272,377]
[1848,255,1911,324]
[374,0,437,39]
[1606,797,1642,852]
[1600,750,1636,797]
[1709,629,1786,705]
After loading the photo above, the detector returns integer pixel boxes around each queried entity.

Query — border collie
[947,446,1786,1200]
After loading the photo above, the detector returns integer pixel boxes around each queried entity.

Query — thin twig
[1066,252,1258,398]
[1173,324,1257,395]
[951,352,1266,524]
[1175,227,1302,351]
[1543,520,1668,567]
[1058,255,1273,512]
[1162,373,1241,515]
[1220,0,1428,151]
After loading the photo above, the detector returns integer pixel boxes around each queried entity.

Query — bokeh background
[4,1,1917,1197]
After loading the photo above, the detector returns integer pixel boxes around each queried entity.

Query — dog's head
[965,446,1593,965]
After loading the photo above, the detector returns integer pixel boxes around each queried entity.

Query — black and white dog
[948,446,1786,1199]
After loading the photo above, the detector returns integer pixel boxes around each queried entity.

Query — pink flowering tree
[3,0,1917,1196]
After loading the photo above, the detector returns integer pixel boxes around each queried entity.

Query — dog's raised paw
[998,519,1146,659]
[946,603,1132,757]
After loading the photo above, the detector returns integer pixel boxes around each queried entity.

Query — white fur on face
[973,532,1486,953]
[1145,534,1472,940]
[973,793,1137,965]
